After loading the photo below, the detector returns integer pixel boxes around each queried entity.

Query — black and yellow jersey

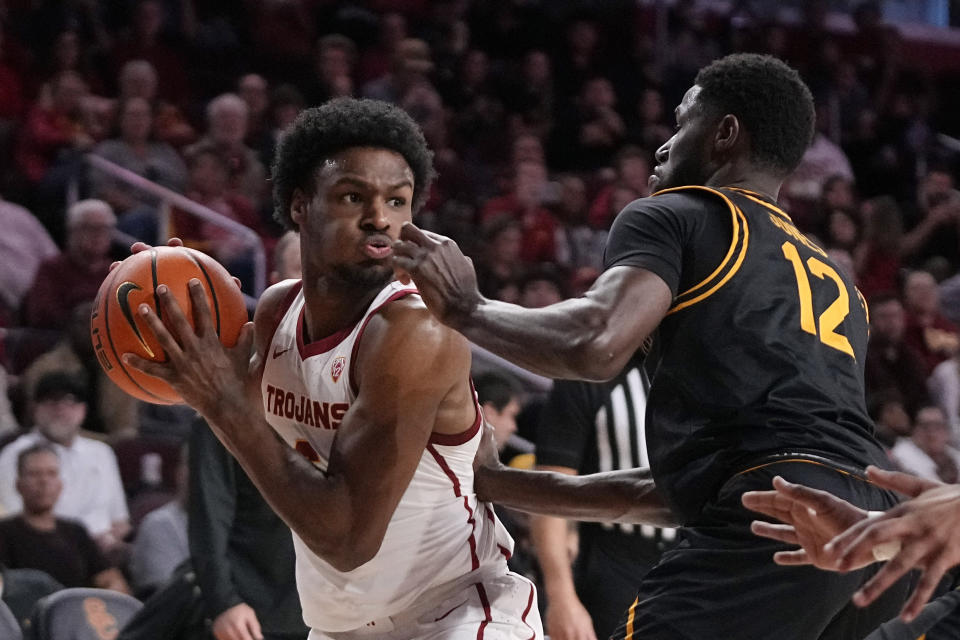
[604,186,888,523]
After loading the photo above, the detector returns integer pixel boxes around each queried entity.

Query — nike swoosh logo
[116,281,156,358]
[272,345,292,359]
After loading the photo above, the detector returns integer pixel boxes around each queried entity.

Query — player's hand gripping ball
[90,246,247,404]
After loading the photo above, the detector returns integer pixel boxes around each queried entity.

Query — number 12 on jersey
[781,240,856,358]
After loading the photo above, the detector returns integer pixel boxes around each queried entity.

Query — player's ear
[714,114,740,154]
[291,188,308,226]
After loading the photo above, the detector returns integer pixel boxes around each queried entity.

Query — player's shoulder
[618,188,726,221]
[359,293,470,370]
[255,279,302,321]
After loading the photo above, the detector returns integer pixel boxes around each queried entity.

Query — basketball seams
[185,249,223,337]
[99,263,171,403]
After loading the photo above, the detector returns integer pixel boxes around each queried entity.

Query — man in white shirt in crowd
[892,405,960,483]
[0,372,129,555]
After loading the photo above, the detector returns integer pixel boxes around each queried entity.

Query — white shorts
[309,571,543,640]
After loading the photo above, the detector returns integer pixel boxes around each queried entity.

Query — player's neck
[706,164,782,202]
[300,275,383,343]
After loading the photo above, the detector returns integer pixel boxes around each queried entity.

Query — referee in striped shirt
[532,354,675,640]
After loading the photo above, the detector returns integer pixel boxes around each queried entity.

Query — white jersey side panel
[260,280,514,633]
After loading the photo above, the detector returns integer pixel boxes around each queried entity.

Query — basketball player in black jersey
[395,53,909,639]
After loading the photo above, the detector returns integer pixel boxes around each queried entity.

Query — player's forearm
[459,297,619,381]
[202,412,363,571]
[477,465,678,527]
[531,514,579,599]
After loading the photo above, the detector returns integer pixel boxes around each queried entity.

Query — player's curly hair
[271,98,436,230]
[695,53,814,175]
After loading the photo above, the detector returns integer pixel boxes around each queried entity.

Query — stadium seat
[30,588,142,640]
[0,598,22,640]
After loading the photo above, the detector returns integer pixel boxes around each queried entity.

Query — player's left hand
[392,223,482,328]
[122,278,255,421]
[741,476,871,570]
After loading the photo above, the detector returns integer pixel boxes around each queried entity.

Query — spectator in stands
[902,168,960,270]
[855,196,903,299]
[362,38,434,104]
[128,444,188,596]
[626,87,673,154]
[15,71,93,185]
[358,12,406,85]
[553,174,607,273]
[902,269,959,375]
[0,196,58,319]
[474,372,531,464]
[475,217,524,304]
[892,405,960,483]
[184,93,266,209]
[116,59,194,147]
[305,34,357,106]
[868,394,912,452]
[865,292,929,415]
[22,199,114,331]
[0,444,129,592]
[782,103,855,212]
[588,146,651,229]
[0,367,17,440]
[110,0,188,104]
[269,230,301,284]
[550,76,626,172]
[0,373,130,556]
[173,145,261,274]
[501,49,554,139]
[188,417,307,640]
[481,159,557,264]
[90,96,188,219]
[237,74,270,153]
[928,350,960,442]
[257,83,305,172]
[519,265,567,309]
[22,302,139,438]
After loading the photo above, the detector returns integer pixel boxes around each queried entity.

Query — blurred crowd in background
[5,0,960,636]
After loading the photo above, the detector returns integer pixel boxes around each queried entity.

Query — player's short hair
[474,372,523,412]
[695,53,815,175]
[271,98,436,231]
[17,443,59,477]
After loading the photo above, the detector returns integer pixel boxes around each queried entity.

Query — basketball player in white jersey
[123,98,544,639]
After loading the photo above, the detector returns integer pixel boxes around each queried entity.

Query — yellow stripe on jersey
[625,595,639,639]
[727,187,792,221]
[652,184,750,315]
[653,185,742,303]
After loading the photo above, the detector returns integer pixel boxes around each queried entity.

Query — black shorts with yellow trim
[609,455,911,640]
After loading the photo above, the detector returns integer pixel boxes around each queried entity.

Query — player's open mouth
[362,235,393,259]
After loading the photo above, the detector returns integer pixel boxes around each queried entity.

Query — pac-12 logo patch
[331,356,346,383]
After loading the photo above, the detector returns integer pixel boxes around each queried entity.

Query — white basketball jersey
[260,280,515,633]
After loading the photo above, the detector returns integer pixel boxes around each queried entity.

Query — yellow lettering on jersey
[767,213,827,257]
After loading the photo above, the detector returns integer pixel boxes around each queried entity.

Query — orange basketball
[90,246,248,404]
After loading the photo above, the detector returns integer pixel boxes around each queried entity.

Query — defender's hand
[829,467,960,621]
[393,223,482,328]
[742,476,871,570]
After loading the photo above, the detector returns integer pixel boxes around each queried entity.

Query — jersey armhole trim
[429,378,483,446]
[262,280,303,357]
[347,288,420,396]
[651,186,750,315]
